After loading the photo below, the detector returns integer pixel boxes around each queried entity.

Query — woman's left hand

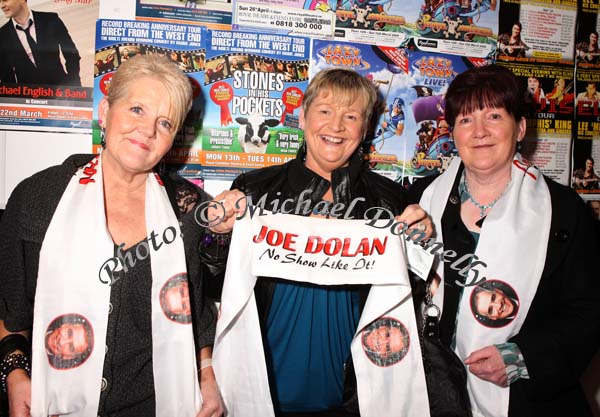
[464,345,508,387]
[197,367,224,417]
[395,204,434,240]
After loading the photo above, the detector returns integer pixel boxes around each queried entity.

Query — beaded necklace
[459,173,510,218]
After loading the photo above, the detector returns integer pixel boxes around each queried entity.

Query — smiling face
[46,323,90,360]
[100,76,176,175]
[364,325,405,358]
[300,89,367,179]
[164,281,191,317]
[474,288,516,320]
[452,107,526,177]
[0,0,26,20]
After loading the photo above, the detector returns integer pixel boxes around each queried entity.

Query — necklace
[459,175,510,218]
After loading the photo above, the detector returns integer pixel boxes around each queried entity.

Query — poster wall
[94,20,309,182]
[0,0,98,132]
[232,0,498,55]
[497,61,575,185]
[190,30,309,180]
[312,39,486,182]
[496,0,577,65]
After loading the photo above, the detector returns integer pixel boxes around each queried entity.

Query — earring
[357,145,365,161]
[100,127,106,148]
[299,140,307,161]
[516,141,523,152]
[98,120,106,148]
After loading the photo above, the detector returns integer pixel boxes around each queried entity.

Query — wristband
[199,358,212,370]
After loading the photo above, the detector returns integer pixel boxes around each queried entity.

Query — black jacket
[409,168,600,417]
[0,11,81,85]
[228,150,408,411]
[230,150,408,320]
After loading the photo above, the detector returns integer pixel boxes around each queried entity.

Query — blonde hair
[302,68,378,124]
[107,54,193,132]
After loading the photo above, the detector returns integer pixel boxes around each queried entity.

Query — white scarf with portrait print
[419,154,551,417]
[213,211,431,417]
[30,154,201,417]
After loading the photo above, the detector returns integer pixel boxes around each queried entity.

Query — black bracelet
[0,353,31,394]
[0,334,30,364]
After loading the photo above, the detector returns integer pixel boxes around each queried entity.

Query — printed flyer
[232,0,497,54]
[399,0,498,57]
[575,0,600,70]
[0,0,98,132]
[193,29,310,180]
[312,39,486,183]
[496,0,577,65]
[136,0,232,30]
[571,138,600,195]
[575,68,600,141]
[499,62,575,185]
[233,1,336,38]
[93,19,207,183]
[572,65,600,196]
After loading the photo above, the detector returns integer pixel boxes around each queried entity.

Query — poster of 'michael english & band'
[311,38,487,183]
[0,0,98,132]
[233,0,498,56]
[93,19,207,183]
[188,30,309,181]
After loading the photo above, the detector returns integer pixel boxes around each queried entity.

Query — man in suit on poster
[0,0,81,86]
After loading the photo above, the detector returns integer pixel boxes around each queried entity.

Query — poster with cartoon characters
[232,0,497,53]
[311,39,486,183]
[398,0,498,57]
[496,0,577,65]
[136,0,232,30]
[93,19,207,185]
[194,30,309,180]
[496,62,574,185]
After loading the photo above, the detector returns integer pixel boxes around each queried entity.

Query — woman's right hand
[6,369,31,417]
[204,190,247,234]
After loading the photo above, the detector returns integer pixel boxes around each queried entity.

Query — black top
[409,169,600,417]
[0,154,220,417]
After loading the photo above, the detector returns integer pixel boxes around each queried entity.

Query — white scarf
[31,154,201,417]
[213,211,431,417]
[419,154,551,417]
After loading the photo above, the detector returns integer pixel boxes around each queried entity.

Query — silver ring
[417,222,427,232]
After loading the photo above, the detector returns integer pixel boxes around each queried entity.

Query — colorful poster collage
[232,0,499,56]
[194,30,309,180]
[312,39,487,183]
[497,61,575,185]
[93,19,207,184]
[0,0,98,132]
[93,20,309,182]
